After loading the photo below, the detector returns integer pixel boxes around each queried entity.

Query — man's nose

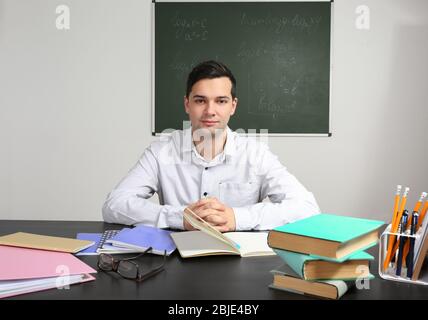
[204,101,216,116]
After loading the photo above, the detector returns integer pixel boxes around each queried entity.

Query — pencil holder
[378,224,428,285]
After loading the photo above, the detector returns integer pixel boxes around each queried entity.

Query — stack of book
[0,232,97,299]
[267,214,384,299]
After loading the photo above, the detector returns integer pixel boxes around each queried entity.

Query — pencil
[383,185,401,270]
[391,185,402,226]
[413,192,427,213]
[416,199,428,230]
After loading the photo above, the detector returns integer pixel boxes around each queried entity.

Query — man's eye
[195,99,205,104]
[218,100,228,104]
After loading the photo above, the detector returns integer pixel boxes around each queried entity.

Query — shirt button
[203,192,208,196]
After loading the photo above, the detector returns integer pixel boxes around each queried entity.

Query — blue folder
[107,225,176,256]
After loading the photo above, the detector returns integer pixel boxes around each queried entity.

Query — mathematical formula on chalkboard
[154,2,332,135]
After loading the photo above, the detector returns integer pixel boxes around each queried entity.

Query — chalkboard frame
[151,0,334,137]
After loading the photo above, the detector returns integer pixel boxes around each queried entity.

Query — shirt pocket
[218,181,260,208]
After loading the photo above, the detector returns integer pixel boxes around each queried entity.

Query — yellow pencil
[383,185,404,270]
[413,192,427,212]
[397,187,410,223]
[387,187,410,266]
[416,200,428,231]
[391,185,402,226]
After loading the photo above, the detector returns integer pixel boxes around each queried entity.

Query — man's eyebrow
[192,95,230,100]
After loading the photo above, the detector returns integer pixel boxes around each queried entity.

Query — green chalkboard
[154,1,331,135]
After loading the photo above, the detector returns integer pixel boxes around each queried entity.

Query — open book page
[170,231,240,258]
[184,208,240,250]
[184,208,275,257]
[223,232,275,257]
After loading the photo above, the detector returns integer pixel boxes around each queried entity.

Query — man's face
[184,77,237,133]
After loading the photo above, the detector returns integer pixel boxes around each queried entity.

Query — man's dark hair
[186,60,236,98]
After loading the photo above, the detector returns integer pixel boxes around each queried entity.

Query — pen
[395,210,408,276]
[406,211,418,278]
[400,192,427,266]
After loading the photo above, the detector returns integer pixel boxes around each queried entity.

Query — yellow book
[0,232,94,253]
[269,264,352,300]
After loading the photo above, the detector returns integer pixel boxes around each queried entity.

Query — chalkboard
[154,1,332,135]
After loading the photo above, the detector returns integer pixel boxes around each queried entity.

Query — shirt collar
[181,126,236,159]
[223,127,236,158]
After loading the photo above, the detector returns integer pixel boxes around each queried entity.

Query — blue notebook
[76,230,121,255]
[106,225,176,256]
[76,233,102,255]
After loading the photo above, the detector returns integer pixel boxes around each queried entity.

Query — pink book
[0,245,97,298]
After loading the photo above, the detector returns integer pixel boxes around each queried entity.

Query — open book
[170,208,275,258]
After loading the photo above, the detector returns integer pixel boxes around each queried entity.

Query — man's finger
[194,197,216,207]
[187,202,201,211]
[187,199,212,212]
[205,214,227,225]
[196,208,220,220]
[198,202,225,212]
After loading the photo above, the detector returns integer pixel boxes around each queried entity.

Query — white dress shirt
[102,127,320,230]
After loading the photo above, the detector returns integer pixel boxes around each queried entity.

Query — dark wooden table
[1,220,427,300]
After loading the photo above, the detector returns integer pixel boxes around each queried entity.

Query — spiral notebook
[106,225,176,256]
[76,230,121,255]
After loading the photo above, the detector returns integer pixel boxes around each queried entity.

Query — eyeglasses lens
[118,260,138,279]
[98,254,114,271]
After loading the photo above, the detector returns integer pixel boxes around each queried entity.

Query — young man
[102,60,320,231]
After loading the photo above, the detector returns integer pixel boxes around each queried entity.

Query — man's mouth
[200,120,219,126]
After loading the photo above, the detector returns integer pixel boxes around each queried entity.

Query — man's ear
[230,97,238,116]
[184,96,190,114]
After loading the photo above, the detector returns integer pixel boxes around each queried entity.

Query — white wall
[0,0,427,222]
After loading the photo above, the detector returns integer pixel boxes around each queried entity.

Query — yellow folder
[0,232,94,253]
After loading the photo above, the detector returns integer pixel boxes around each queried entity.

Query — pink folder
[0,245,97,298]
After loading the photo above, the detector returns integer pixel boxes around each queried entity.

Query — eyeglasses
[97,247,166,282]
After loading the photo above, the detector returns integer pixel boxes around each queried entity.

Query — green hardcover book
[273,248,375,281]
[267,213,384,260]
[269,264,354,300]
